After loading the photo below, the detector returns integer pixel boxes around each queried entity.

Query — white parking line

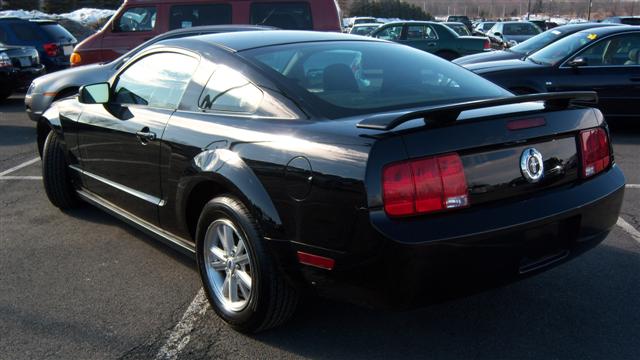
[617,217,640,244]
[627,184,640,189]
[155,287,209,360]
[0,157,39,177]
[0,176,42,180]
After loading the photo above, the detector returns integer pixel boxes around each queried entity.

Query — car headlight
[0,52,11,68]
[26,81,36,95]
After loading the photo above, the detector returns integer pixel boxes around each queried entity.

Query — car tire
[42,130,78,209]
[196,195,298,333]
[435,50,459,61]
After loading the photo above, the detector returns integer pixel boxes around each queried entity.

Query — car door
[550,32,640,118]
[101,5,162,61]
[75,51,199,224]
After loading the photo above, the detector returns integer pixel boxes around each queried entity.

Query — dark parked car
[463,26,640,120]
[39,31,624,332]
[454,23,620,66]
[0,18,77,71]
[348,23,380,36]
[370,21,490,60]
[602,16,640,25]
[25,25,274,124]
[487,21,542,45]
[447,15,472,31]
[0,41,45,100]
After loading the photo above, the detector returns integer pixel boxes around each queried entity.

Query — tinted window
[622,18,640,25]
[503,23,540,35]
[114,52,198,108]
[350,25,379,35]
[482,22,495,31]
[116,7,157,32]
[9,23,44,41]
[250,3,312,30]
[38,23,76,42]
[572,34,640,66]
[0,28,7,43]
[169,4,232,30]
[199,66,264,113]
[407,25,437,40]
[375,25,403,40]
[244,41,510,118]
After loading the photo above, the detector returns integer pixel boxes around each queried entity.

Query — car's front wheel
[196,196,298,332]
[42,130,78,209]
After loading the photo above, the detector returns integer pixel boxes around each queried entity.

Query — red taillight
[383,153,468,217]
[43,43,58,57]
[507,118,546,130]
[297,251,335,270]
[579,128,610,178]
[483,39,491,49]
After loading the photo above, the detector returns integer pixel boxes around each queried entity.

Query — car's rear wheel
[42,131,78,209]
[196,196,298,332]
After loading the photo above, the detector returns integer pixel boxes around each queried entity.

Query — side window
[575,35,640,66]
[116,7,157,32]
[375,25,403,41]
[250,3,312,30]
[9,23,44,41]
[114,52,198,109]
[169,4,232,30]
[198,66,264,113]
[0,27,7,43]
[407,25,437,40]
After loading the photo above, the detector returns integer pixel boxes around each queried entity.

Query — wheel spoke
[235,240,245,257]
[210,261,226,271]
[235,254,249,266]
[221,274,230,298]
[210,246,226,262]
[236,269,252,290]
[218,225,234,255]
[228,275,239,302]
[238,279,250,299]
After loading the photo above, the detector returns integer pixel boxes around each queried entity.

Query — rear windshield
[169,4,232,30]
[242,41,510,118]
[38,23,76,42]
[449,16,468,22]
[504,23,540,35]
[8,22,44,41]
[482,22,495,30]
[250,2,312,30]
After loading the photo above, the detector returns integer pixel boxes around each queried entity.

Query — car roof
[552,22,623,32]
[164,30,383,52]
[157,24,275,38]
[352,23,380,27]
[573,24,639,35]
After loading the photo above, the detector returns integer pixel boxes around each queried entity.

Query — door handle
[427,43,436,47]
[136,128,156,143]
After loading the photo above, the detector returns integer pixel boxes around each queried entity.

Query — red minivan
[71,0,342,66]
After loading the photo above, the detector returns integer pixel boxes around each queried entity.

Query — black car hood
[453,50,522,65]
[462,58,544,74]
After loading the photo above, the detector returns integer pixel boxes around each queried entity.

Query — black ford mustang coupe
[38,31,625,332]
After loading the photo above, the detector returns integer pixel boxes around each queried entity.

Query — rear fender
[179,148,283,239]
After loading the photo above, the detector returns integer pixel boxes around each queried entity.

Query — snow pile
[59,8,116,26]
[0,8,115,27]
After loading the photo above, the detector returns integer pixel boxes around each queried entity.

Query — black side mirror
[78,82,110,104]
[568,57,588,67]
[493,32,502,38]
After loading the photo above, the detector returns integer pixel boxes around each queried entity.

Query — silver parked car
[25,25,273,123]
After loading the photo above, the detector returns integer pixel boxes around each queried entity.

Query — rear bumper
[0,65,45,92]
[288,165,625,308]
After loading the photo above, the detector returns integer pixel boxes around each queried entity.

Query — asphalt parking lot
[1,94,639,360]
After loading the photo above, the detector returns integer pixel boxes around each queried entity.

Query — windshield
[528,31,598,65]
[503,23,541,35]
[242,41,511,118]
[621,18,640,25]
[511,27,568,55]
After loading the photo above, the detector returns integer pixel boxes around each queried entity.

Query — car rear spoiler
[356,91,598,131]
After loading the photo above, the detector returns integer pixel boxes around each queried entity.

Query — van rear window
[250,2,312,30]
[9,23,44,41]
[38,23,76,42]
[169,4,232,30]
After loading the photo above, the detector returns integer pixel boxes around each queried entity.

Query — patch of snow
[0,8,114,27]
